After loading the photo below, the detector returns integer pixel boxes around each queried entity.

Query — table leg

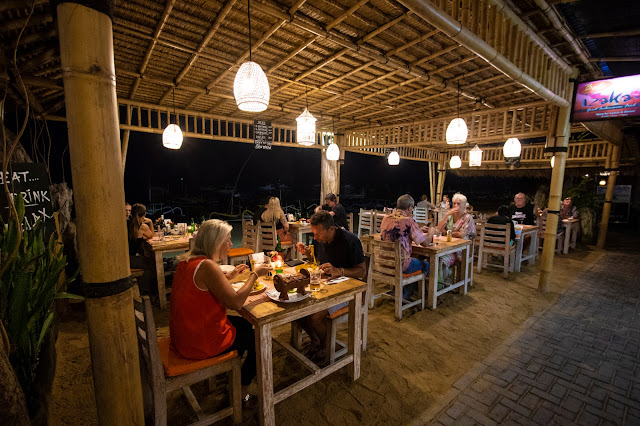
[463,246,469,294]
[529,231,538,265]
[155,251,167,309]
[515,237,523,273]
[348,292,362,381]
[428,253,438,310]
[571,223,578,249]
[255,323,274,426]
[563,224,570,254]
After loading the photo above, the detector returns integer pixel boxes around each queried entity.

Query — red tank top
[170,256,236,359]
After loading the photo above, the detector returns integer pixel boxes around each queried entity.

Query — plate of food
[231,280,267,294]
[265,288,311,303]
[219,264,235,273]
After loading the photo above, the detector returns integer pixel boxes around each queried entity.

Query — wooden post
[121,129,130,172]
[320,135,341,203]
[596,144,620,249]
[57,2,145,424]
[538,70,577,293]
[428,161,436,203]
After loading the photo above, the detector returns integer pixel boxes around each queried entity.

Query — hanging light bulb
[163,88,183,149]
[503,137,522,158]
[550,156,555,168]
[599,179,606,186]
[446,84,467,144]
[449,155,461,169]
[234,0,269,112]
[388,150,400,165]
[297,87,316,146]
[469,145,482,167]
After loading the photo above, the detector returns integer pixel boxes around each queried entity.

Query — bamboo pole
[596,144,620,249]
[321,134,341,204]
[538,70,578,293]
[121,130,130,171]
[57,2,144,424]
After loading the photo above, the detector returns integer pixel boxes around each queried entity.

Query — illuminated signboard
[571,74,640,122]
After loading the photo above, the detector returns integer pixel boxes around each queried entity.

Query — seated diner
[436,193,476,284]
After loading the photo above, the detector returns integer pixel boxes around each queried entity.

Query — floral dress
[439,213,476,284]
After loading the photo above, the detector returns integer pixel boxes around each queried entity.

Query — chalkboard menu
[254,120,273,150]
[0,163,54,233]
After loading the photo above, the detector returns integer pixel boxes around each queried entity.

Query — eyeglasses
[452,202,462,205]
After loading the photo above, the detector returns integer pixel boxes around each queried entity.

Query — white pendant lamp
[296,88,316,146]
[446,84,467,144]
[163,88,183,149]
[469,145,482,167]
[233,0,269,112]
[449,155,461,169]
[503,137,522,158]
[326,143,340,160]
[388,150,400,165]
[550,156,555,168]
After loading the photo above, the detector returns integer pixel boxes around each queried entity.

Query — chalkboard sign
[0,163,54,233]
[254,120,273,150]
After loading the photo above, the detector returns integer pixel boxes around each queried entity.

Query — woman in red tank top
[170,219,271,399]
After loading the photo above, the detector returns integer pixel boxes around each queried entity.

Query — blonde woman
[170,219,271,406]
[261,196,292,242]
[436,193,476,284]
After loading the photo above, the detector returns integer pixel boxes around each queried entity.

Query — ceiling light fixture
[469,145,482,167]
[388,150,400,166]
[162,87,183,149]
[297,87,316,146]
[450,155,461,169]
[446,83,468,145]
[326,118,339,160]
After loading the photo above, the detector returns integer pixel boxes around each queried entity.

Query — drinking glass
[310,268,322,291]
[433,230,440,246]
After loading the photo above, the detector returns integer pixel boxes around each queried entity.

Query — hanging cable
[248,0,252,62]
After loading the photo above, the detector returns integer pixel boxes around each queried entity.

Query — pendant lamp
[446,84,467,145]
[233,0,269,112]
[449,155,461,169]
[469,145,482,167]
[550,156,555,168]
[163,88,183,149]
[503,137,522,158]
[388,150,400,165]
[297,87,316,146]
[326,119,340,160]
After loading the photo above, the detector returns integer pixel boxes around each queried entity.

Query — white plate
[266,288,311,303]
[220,265,235,273]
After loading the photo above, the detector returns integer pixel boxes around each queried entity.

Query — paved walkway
[422,248,640,425]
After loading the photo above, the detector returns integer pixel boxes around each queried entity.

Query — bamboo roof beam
[129,0,176,99]
[397,0,572,107]
[325,0,370,31]
[582,29,640,39]
[250,0,491,106]
[589,57,640,62]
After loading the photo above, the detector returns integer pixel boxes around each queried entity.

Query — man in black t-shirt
[509,192,535,225]
[296,211,365,362]
[488,205,516,244]
[315,193,348,229]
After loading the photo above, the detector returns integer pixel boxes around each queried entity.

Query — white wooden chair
[539,216,564,254]
[373,211,384,234]
[369,238,425,320]
[134,296,242,425]
[477,223,516,278]
[225,220,256,265]
[257,222,294,259]
[413,207,428,226]
[345,212,354,233]
[357,209,374,237]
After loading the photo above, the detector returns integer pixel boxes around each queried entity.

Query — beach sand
[49,247,601,425]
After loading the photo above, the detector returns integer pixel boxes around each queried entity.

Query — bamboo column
[121,129,130,172]
[320,135,341,203]
[57,2,144,424]
[428,161,436,203]
[538,70,577,293]
[596,144,620,249]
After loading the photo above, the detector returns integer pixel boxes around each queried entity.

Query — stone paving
[420,249,640,425]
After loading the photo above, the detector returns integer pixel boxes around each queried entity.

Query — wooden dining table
[561,218,580,254]
[146,235,191,309]
[410,237,472,310]
[514,224,538,272]
[238,268,366,426]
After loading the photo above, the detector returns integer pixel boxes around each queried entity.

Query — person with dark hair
[127,203,157,295]
[125,202,132,220]
[488,205,516,245]
[314,192,348,229]
[295,210,366,362]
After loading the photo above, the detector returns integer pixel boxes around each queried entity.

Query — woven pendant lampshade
[234,61,269,112]
[163,88,183,149]
[326,142,340,160]
[388,150,400,165]
[446,118,468,145]
[296,108,316,146]
[449,155,461,169]
[469,145,482,167]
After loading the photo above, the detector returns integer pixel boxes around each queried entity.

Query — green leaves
[0,193,81,393]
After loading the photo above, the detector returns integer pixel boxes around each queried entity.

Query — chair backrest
[133,296,166,394]
[257,222,278,251]
[413,207,428,225]
[474,221,484,247]
[480,222,511,249]
[370,238,402,282]
[373,211,385,234]
[360,235,373,257]
[358,209,374,237]
[242,220,257,251]
[346,212,354,233]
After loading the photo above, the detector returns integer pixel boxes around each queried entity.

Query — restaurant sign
[571,74,640,122]
[0,162,54,233]
[254,120,273,150]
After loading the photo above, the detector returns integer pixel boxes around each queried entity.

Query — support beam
[320,136,341,204]
[57,2,144,424]
[581,121,623,145]
[596,144,620,249]
[121,129,130,172]
[538,70,578,292]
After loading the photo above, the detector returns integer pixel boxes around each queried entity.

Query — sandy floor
[48,247,602,425]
